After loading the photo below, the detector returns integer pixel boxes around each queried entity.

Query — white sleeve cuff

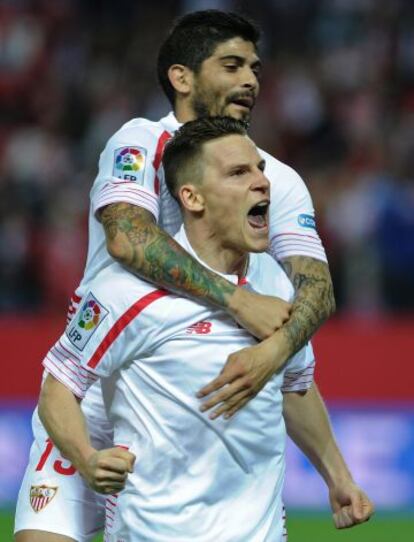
[43,340,98,399]
[93,179,160,222]
[282,360,315,393]
[269,233,328,263]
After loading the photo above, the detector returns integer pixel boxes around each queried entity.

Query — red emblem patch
[186,321,212,335]
[30,485,58,513]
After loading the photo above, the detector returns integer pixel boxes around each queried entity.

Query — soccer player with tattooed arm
[38,116,373,541]
[14,10,346,542]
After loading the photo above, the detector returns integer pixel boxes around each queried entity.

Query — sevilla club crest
[30,485,58,512]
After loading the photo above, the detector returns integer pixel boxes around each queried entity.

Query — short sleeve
[90,122,170,222]
[281,342,315,393]
[261,150,327,263]
[43,275,170,399]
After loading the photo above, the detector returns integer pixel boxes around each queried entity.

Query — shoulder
[89,265,203,326]
[88,264,163,316]
[104,117,167,154]
[92,117,169,195]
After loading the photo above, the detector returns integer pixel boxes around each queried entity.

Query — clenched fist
[81,447,136,495]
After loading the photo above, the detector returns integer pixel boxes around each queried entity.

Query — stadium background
[1,0,413,540]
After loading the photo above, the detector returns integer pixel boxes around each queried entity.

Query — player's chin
[245,225,269,253]
[225,103,252,121]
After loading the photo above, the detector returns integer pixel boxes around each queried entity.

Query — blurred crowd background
[1,0,414,315]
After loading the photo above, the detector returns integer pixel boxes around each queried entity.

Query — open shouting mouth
[247,200,269,230]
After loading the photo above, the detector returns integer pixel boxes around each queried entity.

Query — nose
[241,66,258,91]
[252,169,270,195]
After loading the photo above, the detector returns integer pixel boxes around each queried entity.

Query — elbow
[106,237,130,266]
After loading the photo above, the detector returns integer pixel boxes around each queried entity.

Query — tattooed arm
[100,202,291,338]
[279,255,336,356]
[197,255,335,418]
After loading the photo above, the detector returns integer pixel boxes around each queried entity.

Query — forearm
[283,382,352,488]
[101,203,235,309]
[280,256,336,356]
[38,374,95,477]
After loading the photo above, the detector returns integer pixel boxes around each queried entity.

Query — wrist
[226,286,246,316]
[321,451,354,490]
[76,445,98,479]
[263,330,291,367]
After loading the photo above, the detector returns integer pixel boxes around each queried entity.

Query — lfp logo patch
[66,293,108,351]
[298,213,316,229]
[113,146,146,182]
[79,298,101,330]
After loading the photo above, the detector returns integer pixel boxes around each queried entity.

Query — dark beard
[191,95,211,119]
[191,92,252,123]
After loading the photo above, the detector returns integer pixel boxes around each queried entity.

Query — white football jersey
[58,111,326,423]
[44,227,315,542]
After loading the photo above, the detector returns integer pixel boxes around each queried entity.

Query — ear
[168,64,194,97]
[178,184,205,213]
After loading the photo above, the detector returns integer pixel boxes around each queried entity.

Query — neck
[184,218,248,278]
[174,99,197,124]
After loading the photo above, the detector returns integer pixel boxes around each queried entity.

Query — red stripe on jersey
[153,131,172,170]
[153,130,172,195]
[72,293,82,303]
[154,174,160,196]
[87,289,169,369]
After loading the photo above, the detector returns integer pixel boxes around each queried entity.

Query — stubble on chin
[192,100,210,119]
[224,104,251,123]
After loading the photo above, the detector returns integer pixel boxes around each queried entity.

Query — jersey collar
[159,111,182,134]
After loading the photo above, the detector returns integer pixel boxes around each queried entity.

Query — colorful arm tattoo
[280,255,336,355]
[100,202,235,307]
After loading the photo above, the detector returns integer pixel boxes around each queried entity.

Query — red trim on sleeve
[152,130,172,195]
[87,289,170,369]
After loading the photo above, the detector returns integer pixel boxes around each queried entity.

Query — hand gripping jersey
[44,227,315,542]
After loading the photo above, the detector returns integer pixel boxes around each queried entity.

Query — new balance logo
[186,321,212,334]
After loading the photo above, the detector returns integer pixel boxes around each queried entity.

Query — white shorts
[14,407,113,542]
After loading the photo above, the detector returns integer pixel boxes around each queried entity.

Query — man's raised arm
[100,202,291,338]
